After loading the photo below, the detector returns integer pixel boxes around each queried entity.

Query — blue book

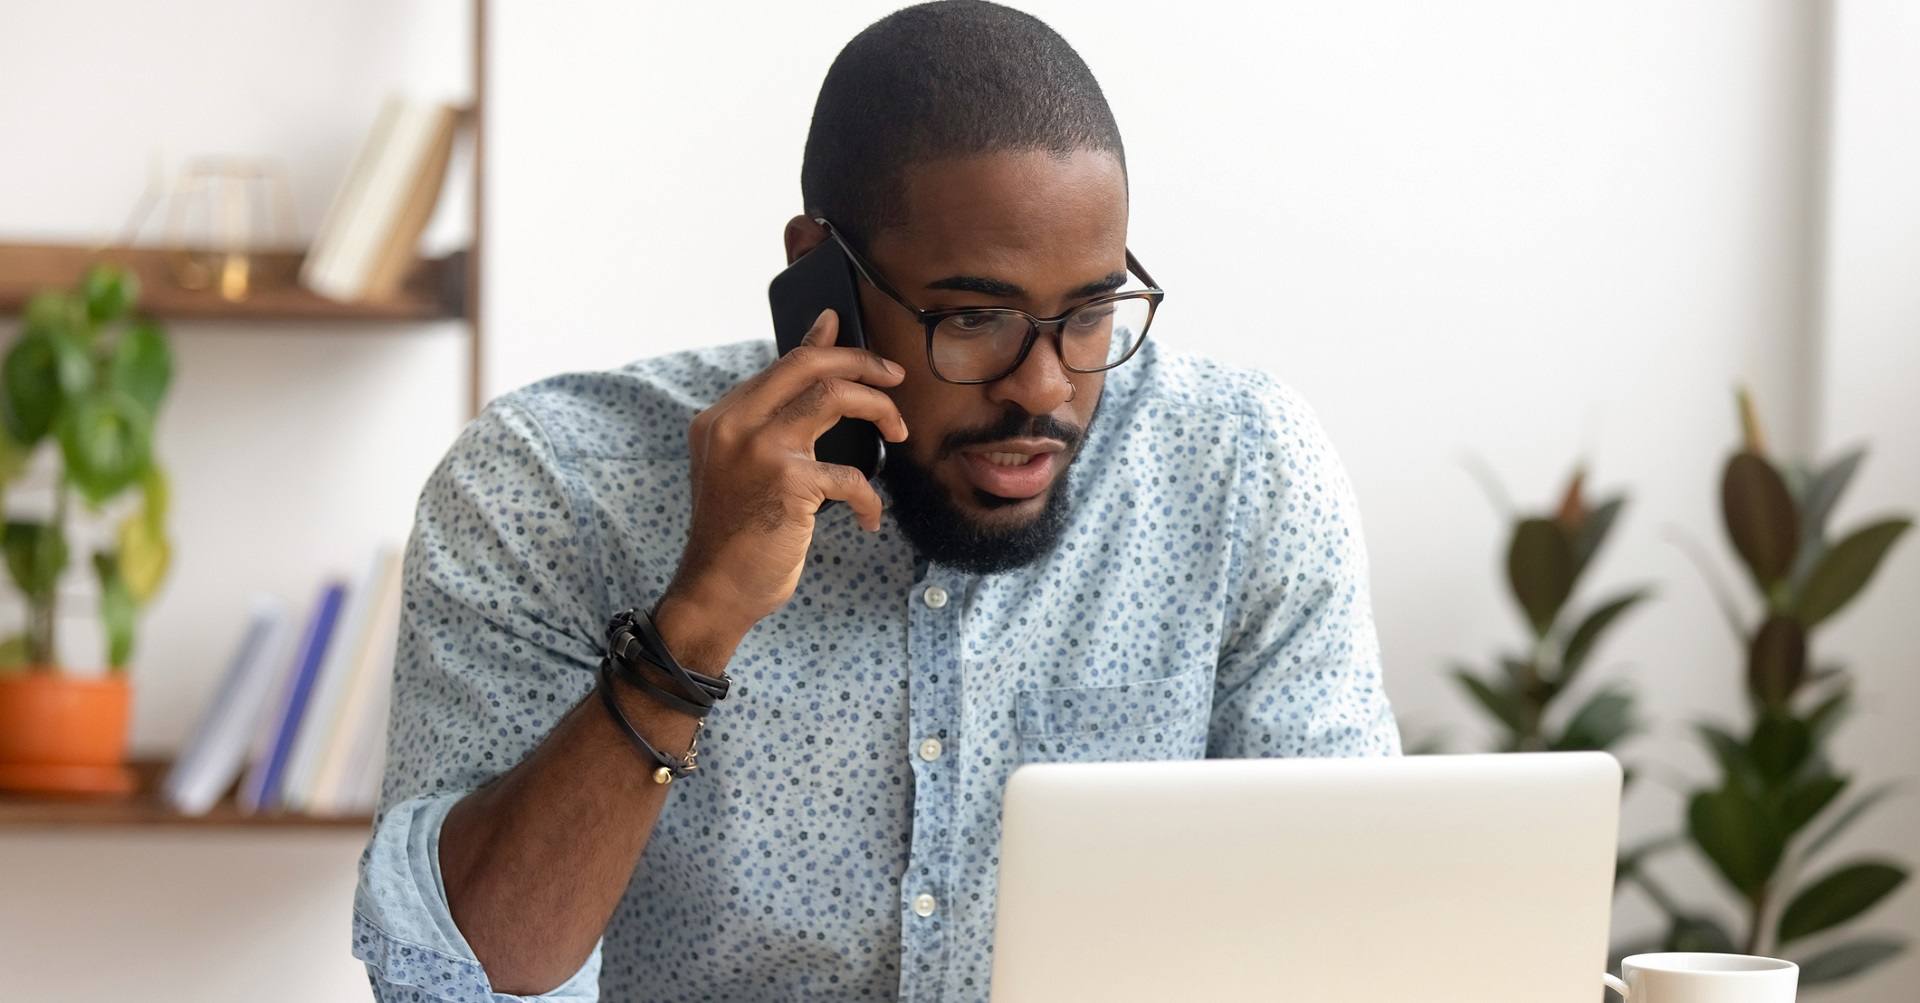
[238,581,348,813]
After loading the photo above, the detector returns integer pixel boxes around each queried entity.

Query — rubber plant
[0,263,173,792]
[1452,464,1651,756]
[1620,389,1911,989]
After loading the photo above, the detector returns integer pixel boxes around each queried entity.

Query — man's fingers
[778,378,909,444]
[810,461,886,531]
[801,308,839,348]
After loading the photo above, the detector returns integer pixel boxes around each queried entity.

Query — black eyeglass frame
[814,217,1165,385]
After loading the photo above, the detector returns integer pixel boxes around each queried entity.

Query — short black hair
[800,0,1126,250]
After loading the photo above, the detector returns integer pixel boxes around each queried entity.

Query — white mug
[1603,952,1798,1002]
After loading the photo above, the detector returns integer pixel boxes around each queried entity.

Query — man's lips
[955,438,1066,500]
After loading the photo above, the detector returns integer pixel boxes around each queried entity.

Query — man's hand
[663,309,909,643]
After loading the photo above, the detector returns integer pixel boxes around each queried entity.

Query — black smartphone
[768,238,886,481]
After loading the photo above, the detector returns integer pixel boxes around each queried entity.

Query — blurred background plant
[0,264,174,673]
[1450,463,1652,757]
[1618,389,1912,990]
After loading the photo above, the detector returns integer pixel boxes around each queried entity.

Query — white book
[161,597,294,816]
[301,96,403,299]
[280,546,397,813]
[307,548,405,815]
[307,98,443,301]
[333,637,398,818]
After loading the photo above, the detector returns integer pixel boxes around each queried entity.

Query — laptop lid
[989,752,1621,1002]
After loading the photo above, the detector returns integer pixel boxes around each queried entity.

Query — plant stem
[1743,886,1769,956]
[29,483,69,669]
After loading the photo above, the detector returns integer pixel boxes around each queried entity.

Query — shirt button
[917,737,943,762]
[912,893,938,918]
[922,586,949,609]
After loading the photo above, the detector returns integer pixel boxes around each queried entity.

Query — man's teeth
[982,451,1032,467]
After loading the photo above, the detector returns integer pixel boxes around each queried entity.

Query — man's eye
[948,312,1001,333]
[1070,305,1115,329]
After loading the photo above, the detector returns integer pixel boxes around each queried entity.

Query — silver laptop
[989,752,1621,1002]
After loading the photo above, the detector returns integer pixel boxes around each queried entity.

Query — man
[352,3,1398,1000]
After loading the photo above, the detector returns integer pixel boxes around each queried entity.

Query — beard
[878,400,1098,576]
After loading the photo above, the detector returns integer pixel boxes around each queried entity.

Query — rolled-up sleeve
[1207,377,1400,760]
[353,398,609,1001]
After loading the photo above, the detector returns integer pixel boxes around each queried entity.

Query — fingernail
[814,308,833,327]
[886,360,905,377]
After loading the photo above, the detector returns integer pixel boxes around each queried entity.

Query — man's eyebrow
[925,270,1129,300]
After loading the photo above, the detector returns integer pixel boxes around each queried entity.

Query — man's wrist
[651,586,753,675]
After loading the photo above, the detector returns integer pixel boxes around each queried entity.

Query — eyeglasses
[816,217,1165,385]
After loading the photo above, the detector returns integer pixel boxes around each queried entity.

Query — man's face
[793,148,1130,572]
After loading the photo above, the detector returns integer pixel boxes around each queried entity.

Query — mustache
[936,407,1085,460]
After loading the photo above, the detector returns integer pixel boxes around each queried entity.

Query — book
[301,96,459,302]
[160,597,294,815]
[359,106,459,300]
[279,546,399,812]
[301,546,404,815]
[312,549,404,815]
[237,580,347,813]
[300,97,402,299]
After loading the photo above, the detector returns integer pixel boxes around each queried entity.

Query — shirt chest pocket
[1014,668,1213,764]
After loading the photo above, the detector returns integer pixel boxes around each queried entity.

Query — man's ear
[783,215,829,266]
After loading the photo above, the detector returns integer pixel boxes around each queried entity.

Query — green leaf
[3,520,69,601]
[116,510,170,604]
[55,389,152,506]
[1748,615,1808,710]
[1722,451,1800,590]
[1689,784,1784,897]
[22,289,85,338]
[1570,495,1627,582]
[1777,861,1908,946]
[1549,687,1637,751]
[0,633,28,669]
[2,328,93,446]
[1508,517,1575,636]
[107,318,171,416]
[0,424,26,483]
[1559,588,1651,686]
[1798,448,1866,541]
[1788,447,1868,586]
[1804,685,1851,743]
[92,551,137,668]
[82,264,139,325]
[1696,722,1758,788]
[137,462,171,537]
[1795,935,1907,985]
[1779,774,1847,838]
[1792,519,1912,628]
[1749,712,1814,782]
[1453,667,1528,738]
[1802,782,1903,865]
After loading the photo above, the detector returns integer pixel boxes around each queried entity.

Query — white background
[1,2,1913,1000]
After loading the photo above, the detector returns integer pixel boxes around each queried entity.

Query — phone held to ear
[768,238,887,482]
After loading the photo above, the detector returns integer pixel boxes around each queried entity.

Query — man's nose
[986,327,1076,416]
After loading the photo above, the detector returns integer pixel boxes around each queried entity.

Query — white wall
[1812,1,1920,995]
[1,2,1913,1001]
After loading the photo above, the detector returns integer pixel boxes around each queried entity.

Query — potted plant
[1450,463,1651,756]
[1618,390,1913,989]
[0,264,174,796]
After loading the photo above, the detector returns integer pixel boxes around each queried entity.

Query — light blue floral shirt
[352,338,1399,1002]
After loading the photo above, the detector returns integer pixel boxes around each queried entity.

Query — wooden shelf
[0,242,466,323]
[0,759,372,831]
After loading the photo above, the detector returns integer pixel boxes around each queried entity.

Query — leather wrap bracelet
[597,606,730,784]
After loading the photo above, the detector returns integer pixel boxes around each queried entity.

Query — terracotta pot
[0,670,136,796]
